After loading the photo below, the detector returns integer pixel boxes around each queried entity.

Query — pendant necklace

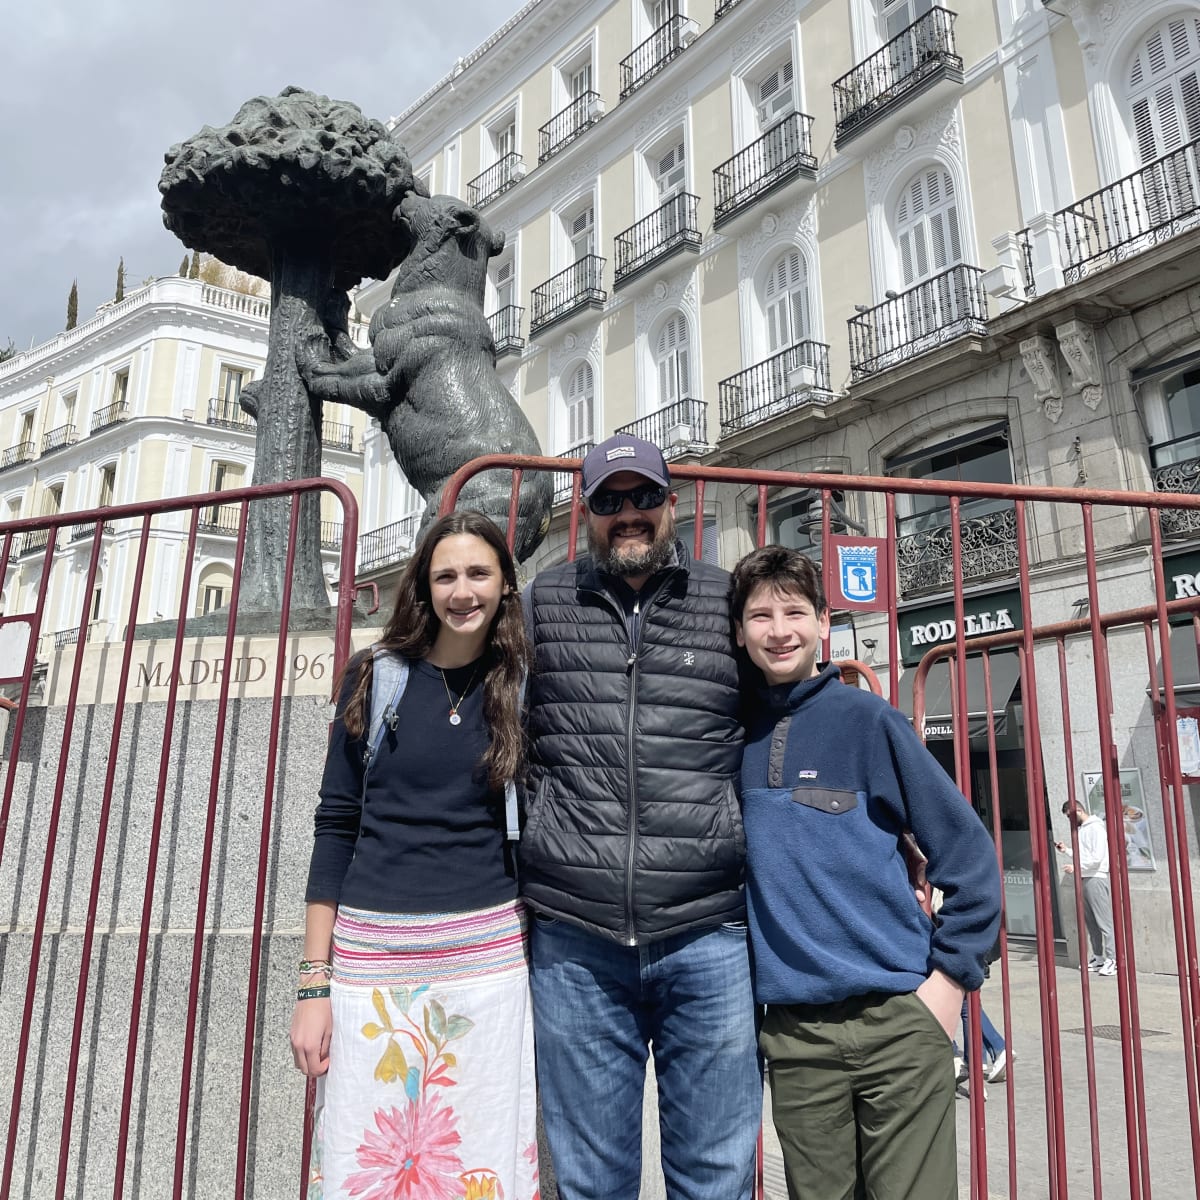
[439,664,479,726]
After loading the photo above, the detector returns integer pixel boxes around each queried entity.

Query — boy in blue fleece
[731,546,1001,1200]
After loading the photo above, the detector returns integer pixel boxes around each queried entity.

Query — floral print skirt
[313,901,538,1200]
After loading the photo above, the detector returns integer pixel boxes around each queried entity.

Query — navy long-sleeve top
[741,663,1002,1005]
[304,655,517,913]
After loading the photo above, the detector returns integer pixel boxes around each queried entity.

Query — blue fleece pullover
[741,663,1001,1005]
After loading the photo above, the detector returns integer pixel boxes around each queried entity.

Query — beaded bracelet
[298,958,332,974]
[297,985,331,1000]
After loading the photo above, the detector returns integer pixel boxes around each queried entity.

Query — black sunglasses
[587,483,669,516]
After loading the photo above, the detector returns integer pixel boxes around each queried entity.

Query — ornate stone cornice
[550,156,599,203]
[863,105,961,209]
[634,267,698,339]
[634,88,690,142]
[547,322,601,381]
[736,196,817,275]
[732,0,797,66]
[1019,334,1063,423]
[1051,0,1140,65]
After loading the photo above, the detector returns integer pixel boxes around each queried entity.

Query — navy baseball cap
[580,435,671,497]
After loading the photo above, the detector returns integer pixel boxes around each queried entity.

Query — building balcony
[90,400,130,433]
[197,503,241,535]
[552,440,594,506]
[897,503,1018,596]
[619,16,699,100]
[713,113,818,227]
[714,0,744,18]
[488,305,525,358]
[322,420,354,451]
[1057,135,1200,286]
[530,256,606,336]
[467,152,527,208]
[1153,445,1200,539]
[69,521,115,542]
[359,514,422,573]
[613,194,701,288]
[0,441,35,472]
[320,520,343,551]
[539,92,604,164]
[208,398,253,430]
[613,398,708,461]
[848,264,987,383]
[718,341,833,437]
[18,527,52,556]
[832,7,962,148]
[42,424,78,455]
[1016,227,1037,299]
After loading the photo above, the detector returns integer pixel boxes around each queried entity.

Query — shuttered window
[764,250,811,353]
[655,314,691,408]
[896,167,962,287]
[1129,15,1200,162]
[757,59,795,131]
[569,205,595,260]
[565,362,594,446]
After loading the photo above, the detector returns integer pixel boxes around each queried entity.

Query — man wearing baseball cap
[521,434,759,1199]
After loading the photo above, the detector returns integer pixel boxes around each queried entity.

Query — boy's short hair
[731,545,827,623]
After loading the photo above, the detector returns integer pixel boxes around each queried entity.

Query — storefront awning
[894,650,1023,741]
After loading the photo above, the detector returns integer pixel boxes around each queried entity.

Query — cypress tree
[189,249,201,279]
[179,255,189,276]
[66,280,78,330]
[115,256,125,302]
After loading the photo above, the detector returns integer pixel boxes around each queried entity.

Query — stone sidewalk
[628,952,1197,1199]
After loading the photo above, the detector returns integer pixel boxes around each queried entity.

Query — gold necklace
[439,664,479,726]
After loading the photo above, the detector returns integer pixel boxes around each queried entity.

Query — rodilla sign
[898,590,1023,666]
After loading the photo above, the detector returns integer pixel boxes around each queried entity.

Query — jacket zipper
[620,571,676,945]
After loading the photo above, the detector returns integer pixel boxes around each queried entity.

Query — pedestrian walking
[1056,799,1117,976]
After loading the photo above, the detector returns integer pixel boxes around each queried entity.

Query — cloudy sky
[2,0,526,353]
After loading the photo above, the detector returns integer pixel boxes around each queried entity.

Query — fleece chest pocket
[790,786,859,815]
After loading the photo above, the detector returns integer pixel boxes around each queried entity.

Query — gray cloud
[1,0,522,351]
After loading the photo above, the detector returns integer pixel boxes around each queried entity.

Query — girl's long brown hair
[339,510,531,789]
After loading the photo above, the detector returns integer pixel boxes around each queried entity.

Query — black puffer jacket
[521,544,746,944]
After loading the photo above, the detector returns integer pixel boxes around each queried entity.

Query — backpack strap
[503,669,529,842]
[364,646,409,771]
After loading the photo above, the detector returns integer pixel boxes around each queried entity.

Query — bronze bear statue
[303,192,551,562]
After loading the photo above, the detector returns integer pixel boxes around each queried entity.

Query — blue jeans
[530,915,761,1200]
[953,995,1005,1064]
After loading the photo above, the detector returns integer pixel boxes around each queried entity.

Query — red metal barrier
[0,479,357,1200]
[442,453,1200,1200]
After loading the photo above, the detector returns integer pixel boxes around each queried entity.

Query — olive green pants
[760,991,957,1200]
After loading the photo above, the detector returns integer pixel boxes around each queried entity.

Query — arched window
[895,165,961,289]
[764,250,811,353]
[1127,14,1200,165]
[564,362,594,449]
[655,314,691,409]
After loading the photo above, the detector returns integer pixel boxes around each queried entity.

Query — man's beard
[589,512,676,577]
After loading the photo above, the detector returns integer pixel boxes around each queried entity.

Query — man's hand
[915,968,965,1040]
[1062,863,1074,875]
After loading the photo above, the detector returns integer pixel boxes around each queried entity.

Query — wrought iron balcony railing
[614,193,701,285]
[488,305,525,357]
[42,424,78,454]
[52,625,95,650]
[620,16,698,100]
[197,503,242,535]
[530,256,606,336]
[320,520,343,551]
[467,152,527,208]
[0,441,35,471]
[91,400,130,433]
[1153,438,1200,538]
[208,398,254,430]
[713,113,817,225]
[322,421,354,451]
[1057,135,1200,284]
[714,0,744,17]
[718,341,832,437]
[19,527,52,556]
[539,92,604,163]
[613,397,708,460]
[1016,227,1036,298]
[896,503,1018,595]
[553,440,594,506]
[69,521,115,542]
[833,7,962,145]
[359,514,422,573]
[848,263,987,382]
